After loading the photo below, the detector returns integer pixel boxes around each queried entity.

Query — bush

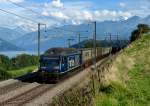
[10,54,38,70]
[130,24,150,42]
[0,68,11,80]
[0,55,11,70]
[0,54,38,71]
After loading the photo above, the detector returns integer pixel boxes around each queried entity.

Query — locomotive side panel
[60,53,81,74]
[67,54,81,69]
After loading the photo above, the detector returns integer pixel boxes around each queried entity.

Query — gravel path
[0,81,29,96]
[0,82,40,105]
[1,84,54,106]
[0,79,19,88]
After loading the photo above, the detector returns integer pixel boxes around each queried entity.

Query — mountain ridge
[0,15,150,51]
[12,15,150,51]
[0,38,24,51]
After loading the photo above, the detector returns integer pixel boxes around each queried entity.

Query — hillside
[94,34,150,106]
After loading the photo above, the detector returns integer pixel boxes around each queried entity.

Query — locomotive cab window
[40,58,59,69]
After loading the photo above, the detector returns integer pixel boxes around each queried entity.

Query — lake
[0,51,41,58]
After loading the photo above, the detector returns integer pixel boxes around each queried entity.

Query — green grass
[8,66,37,78]
[94,34,150,106]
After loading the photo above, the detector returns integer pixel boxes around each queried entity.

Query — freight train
[38,47,111,81]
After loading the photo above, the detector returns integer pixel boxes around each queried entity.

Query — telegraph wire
[0,3,90,36]
[7,0,42,17]
[0,8,39,23]
[0,8,88,34]
[7,0,57,23]
[5,0,91,33]
[7,0,91,33]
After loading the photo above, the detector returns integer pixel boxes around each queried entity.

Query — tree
[10,54,38,69]
[130,24,150,42]
[130,29,140,42]
[0,55,11,70]
[138,24,150,33]
[0,68,11,80]
[84,40,100,48]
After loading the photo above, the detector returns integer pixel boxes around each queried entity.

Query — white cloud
[93,10,132,21]
[82,10,93,21]
[119,2,126,7]
[51,0,63,8]
[41,0,132,25]
[50,11,69,20]
[0,0,24,3]
[41,11,49,16]
[1,0,146,32]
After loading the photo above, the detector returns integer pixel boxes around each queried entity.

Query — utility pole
[38,23,46,68]
[109,33,112,43]
[93,21,97,72]
[78,33,81,49]
[117,34,119,41]
[67,38,74,48]
[78,33,88,50]
[109,33,112,54]
[38,23,40,61]
[91,21,97,95]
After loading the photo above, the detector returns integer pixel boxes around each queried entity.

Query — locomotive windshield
[40,58,59,68]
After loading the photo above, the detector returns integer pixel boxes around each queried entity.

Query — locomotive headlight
[54,66,59,69]
[41,67,46,69]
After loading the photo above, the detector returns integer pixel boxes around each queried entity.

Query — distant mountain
[11,15,150,51]
[0,38,24,51]
[13,27,27,34]
[0,27,24,41]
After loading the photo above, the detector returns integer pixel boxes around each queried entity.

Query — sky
[0,0,150,32]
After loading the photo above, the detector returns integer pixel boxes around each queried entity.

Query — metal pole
[68,39,70,48]
[38,23,47,68]
[109,33,112,54]
[68,39,74,48]
[38,23,40,68]
[92,21,96,95]
[117,34,119,41]
[93,21,97,71]
[78,33,81,49]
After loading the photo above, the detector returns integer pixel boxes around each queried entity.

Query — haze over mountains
[0,15,150,51]
[0,38,23,51]
[0,27,25,41]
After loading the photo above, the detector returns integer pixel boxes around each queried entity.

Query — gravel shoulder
[0,81,29,96]
[0,79,19,88]
[0,82,40,104]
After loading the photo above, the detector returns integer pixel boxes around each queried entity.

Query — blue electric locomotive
[39,48,81,80]
[38,47,111,81]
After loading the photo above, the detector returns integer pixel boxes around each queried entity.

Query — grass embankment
[8,66,37,78]
[94,35,150,106]
[0,66,37,80]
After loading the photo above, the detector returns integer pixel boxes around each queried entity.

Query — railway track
[0,81,29,96]
[0,79,19,88]
[0,84,54,106]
